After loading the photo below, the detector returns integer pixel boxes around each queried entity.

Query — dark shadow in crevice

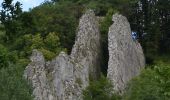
[101,38,109,76]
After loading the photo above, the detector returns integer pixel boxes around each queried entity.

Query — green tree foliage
[44,32,60,52]
[55,0,137,16]
[0,0,22,41]
[16,12,37,36]
[0,0,169,100]
[27,2,80,53]
[0,24,6,42]
[0,63,33,100]
[83,75,121,100]
[129,0,170,63]
[124,62,170,100]
[0,44,8,69]
[12,32,63,60]
[30,34,44,50]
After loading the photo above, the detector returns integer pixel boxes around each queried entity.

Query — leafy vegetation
[124,57,170,100]
[0,0,169,99]
[83,75,121,100]
[0,44,8,69]
[0,62,33,100]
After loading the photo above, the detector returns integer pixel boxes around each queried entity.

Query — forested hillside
[0,0,170,100]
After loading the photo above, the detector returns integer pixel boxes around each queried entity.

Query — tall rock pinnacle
[107,14,145,93]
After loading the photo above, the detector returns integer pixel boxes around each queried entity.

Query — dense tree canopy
[129,0,170,63]
[0,0,22,41]
[0,0,170,99]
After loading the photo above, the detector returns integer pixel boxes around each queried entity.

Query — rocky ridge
[24,11,145,100]
[24,10,101,100]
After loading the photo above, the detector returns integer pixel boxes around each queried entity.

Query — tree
[0,63,33,100]
[83,75,121,100]
[44,32,60,52]
[0,44,8,69]
[0,0,22,41]
[129,0,170,64]
[124,63,170,100]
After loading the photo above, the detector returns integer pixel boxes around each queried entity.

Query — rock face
[24,50,54,100]
[107,14,145,93]
[24,10,101,100]
[70,9,101,99]
[71,9,101,85]
[24,11,145,100]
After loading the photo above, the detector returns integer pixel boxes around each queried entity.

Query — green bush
[11,33,64,60]
[124,63,170,100]
[83,75,121,100]
[30,2,78,53]
[44,32,62,53]
[30,34,44,50]
[8,51,19,63]
[39,48,56,60]
[0,44,9,69]
[0,63,33,100]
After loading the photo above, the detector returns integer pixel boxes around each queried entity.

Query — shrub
[39,48,56,60]
[124,63,170,100]
[12,33,64,60]
[0,44,9,69]
[44,32,60,52]
[83,75,121,100]
[0,63,33,100]
[30,34,44,50]
[8,51,19,63]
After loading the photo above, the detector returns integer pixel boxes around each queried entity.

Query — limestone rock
[24,10,101,100]
[24,11,145,100]
[46,52,74,100]
[71,9,101,93]
[107,14,145,93]
[24,50,54,100]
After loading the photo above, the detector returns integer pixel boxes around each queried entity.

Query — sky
[0,0,45,11]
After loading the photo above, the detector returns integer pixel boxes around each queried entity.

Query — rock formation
[24,50,54,100]
[107,14,145,93]
[24,10,145,100]
[70,9,101,99]
[24,10,101,100]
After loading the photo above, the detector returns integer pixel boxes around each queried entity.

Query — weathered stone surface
[71,9,101,97]
[24,11,145,100]
[46,52,74,100]
[24,50,54,100]
[107,14,145,93]
[24,10,101,100]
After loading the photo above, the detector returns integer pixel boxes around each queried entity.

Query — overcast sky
[0,0,45,11]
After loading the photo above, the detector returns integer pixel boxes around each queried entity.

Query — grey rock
[24,11,145,100]
[107,14,145,94]
[24,10,101,100]
[71,10,101,97]
[70,10,101,99]
[46,52,74,100]
[24,50,54,100]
